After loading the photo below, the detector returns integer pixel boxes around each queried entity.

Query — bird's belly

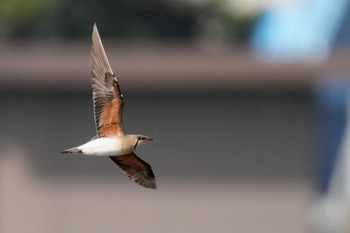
[79,138,132,156]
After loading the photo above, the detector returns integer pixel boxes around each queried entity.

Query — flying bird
[62,24,156,189]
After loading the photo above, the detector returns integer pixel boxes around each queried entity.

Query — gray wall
[0,89,313,183]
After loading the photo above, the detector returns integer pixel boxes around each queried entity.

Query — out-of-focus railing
[2,43,350,92]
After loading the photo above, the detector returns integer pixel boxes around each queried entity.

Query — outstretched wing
[91,23,124,137]
[109,153,157,189]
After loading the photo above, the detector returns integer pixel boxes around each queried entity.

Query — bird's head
[132,135,153,149]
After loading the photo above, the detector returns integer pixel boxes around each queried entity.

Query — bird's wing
[109,153,157,189]
[91,23,124,137]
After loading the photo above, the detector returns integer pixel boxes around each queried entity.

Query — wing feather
[91,23,124,137]
[109,153,157,189]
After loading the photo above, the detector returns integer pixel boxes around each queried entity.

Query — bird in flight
[62,23,156,189]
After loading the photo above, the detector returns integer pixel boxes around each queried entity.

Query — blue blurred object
[251,0,349,61]
[314,79,350,193]
[311,79,350,232]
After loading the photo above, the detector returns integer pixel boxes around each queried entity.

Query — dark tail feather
[61,147,82,153]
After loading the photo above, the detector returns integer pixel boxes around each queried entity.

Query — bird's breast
[79,137,133,156]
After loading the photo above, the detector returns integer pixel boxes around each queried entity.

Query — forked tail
[61,147,82,153]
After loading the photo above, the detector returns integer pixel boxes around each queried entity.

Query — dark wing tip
[132,174,157,189]
[109,153,157,189]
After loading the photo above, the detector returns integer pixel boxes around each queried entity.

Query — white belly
[78,137,133,156]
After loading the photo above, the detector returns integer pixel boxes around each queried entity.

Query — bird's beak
[147,138,153,141]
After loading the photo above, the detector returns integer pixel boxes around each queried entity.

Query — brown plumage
[110,153,157,189]
[91,27,124,137]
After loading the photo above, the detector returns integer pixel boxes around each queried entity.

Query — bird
[62,23,156,189]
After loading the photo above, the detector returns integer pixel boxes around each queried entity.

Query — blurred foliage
[0,0,55,38]
[194,0,255,44]
[0,0,255,43]
[53,0,198,40]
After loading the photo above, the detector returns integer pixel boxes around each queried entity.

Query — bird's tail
[61,147,82,154]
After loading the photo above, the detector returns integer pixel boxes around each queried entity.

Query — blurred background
[1,0,350,232]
